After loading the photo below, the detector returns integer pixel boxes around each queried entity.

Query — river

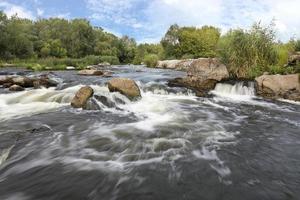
[0,65,300,200]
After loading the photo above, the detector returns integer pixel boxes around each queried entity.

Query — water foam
[211,82,255,100]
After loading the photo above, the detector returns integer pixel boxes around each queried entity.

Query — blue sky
[1,0,300,43]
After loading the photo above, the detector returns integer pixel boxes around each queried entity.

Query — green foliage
[218,22,278,78]
[143,54,159,67]
[0,12,136,64]
[295,40,300,52]
[99,56,120,65]
[133,43,163,65]
[161,24,220,59]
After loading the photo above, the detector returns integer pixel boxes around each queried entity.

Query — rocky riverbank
[158,58,300,101]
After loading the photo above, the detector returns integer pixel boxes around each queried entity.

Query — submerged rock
[255,74,300,101]
[94,95,116,108]
[168,58,229,96]
[78,69,104,76]
[71,86,94,109]
[107,78,141,100]
[9,84,25,91]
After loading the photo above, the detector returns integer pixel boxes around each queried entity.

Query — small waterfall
[211,82,255,99]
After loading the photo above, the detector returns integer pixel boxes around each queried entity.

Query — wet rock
[33,77,58,88]
[71,86,94,109]
[9,84,25,91]
[107,78,141,100]
[94,95,116,108]
[0,76,12,85]
[255,74,300,101]
[12,76,34,87]
[103,71,113,77]
[3,82,13,88]
[168,58,229,96]
[78,69,104,76]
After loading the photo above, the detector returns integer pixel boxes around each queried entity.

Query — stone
[94,95,116,108]
[78,69,104,76]
[66,66,76,70]
[255,74,300,101]
[168,58,229,96]
[12,76,34,87]
[9,84,25,91]
[107,78,141,100]
[71,86,94,109]
[0,76,12,85]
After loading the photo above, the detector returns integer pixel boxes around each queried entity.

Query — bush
[295,40,300,52]
[143,54,159,67]
[181,54,194,59]
[99,56,120,65]
[218,22,278,78]
[83,55,102,65]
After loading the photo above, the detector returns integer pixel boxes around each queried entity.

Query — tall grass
[218,22,278,79]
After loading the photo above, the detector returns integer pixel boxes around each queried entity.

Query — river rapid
[0,65,300,200]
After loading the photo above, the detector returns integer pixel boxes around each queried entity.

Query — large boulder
[168,58,229,96]
[0,76,12,85]
[156,59,193,71]
[255,74,300,101]
[71,86,94,109]
[78,69,104,76]
[12,76,35,87]
[107,78,141,100]
[9,84,25,91]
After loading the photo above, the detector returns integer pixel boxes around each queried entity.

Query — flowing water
[0,66,300,200]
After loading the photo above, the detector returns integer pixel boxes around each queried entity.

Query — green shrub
[295,40,300,52]
[181,54,194,59]
[83,55,102,65]
[218,22,278,78]
[143,54,159,67]
[99,56,120,65]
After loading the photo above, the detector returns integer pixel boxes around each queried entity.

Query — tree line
[0,11,299,78]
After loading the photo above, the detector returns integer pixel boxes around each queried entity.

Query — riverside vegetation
[0,11,300,79]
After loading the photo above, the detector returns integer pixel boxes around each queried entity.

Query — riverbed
[0,65,300,200]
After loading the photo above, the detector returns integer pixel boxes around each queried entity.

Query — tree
[117,36,137,64]
[161,24,180,59]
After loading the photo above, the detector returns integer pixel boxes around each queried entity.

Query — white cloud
[85,0,300,42]
[0,1,35,19]
[37,8,44,16]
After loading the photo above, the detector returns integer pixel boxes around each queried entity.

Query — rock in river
[107,78,141,100]
[168,58,229,96]
[71,86,94,109]
[255,74,300,101]
[78,69,104,76]
[9,84,25,91]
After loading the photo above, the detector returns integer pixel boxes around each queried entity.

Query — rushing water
[0,66,300,200]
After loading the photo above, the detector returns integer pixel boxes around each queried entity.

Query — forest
[0,11,300,78]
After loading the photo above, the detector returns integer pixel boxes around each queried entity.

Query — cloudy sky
[1,0,300,43]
